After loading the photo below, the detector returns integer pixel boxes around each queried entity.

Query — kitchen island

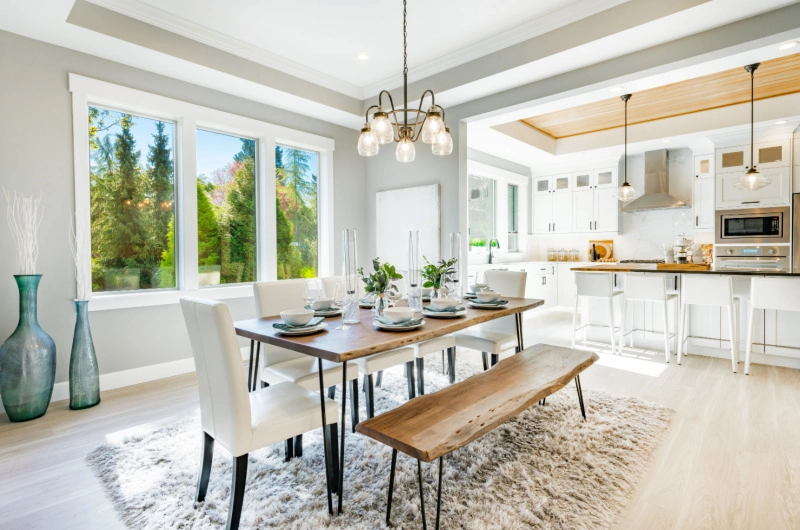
[571,264,800,370]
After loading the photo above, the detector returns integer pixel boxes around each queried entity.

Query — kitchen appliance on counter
[674,235,692,264]
[716,206,790,245]
[714,245,789,272]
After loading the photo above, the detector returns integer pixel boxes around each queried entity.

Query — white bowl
[421,287,433,297]
[280,309,314,326]
[431,298,459,310]
[476,291,500,303]
[311,298,333,310]
[382,307,415,324]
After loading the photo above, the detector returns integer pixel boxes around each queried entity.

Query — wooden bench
[355,343,599,529]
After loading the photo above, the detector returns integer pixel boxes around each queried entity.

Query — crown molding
[86,0,364,99]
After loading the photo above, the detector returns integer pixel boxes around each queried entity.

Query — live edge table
[234,297,544,516]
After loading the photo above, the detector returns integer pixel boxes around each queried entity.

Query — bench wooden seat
[355,343,599,529]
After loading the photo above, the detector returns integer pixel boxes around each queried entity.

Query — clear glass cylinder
[408,231,423,311]
[341,229,360,324]
[449,232,462,299]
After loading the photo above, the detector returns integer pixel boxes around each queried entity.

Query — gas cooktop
[619,259,666,264]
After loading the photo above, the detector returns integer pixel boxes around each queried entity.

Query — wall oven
[715,245,789,272]
[715,206,790,245]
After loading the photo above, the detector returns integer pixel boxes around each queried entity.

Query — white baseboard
[0,347,252,415]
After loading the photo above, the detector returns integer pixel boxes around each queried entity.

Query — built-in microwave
[715,206,790,245]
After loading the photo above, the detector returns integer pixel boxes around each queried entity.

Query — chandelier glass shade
[357,0,452,161]
[615,93,641,203]
[735,63,771,192]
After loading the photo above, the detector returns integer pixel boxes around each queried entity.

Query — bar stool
[677,275,740,372]
[572,272,622,353]
[619,274,678,363]
[745,277,800,375]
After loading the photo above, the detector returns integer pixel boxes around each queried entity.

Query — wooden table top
[355,344,599,462]
[234,297,543,363]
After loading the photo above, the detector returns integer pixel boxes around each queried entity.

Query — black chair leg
[350,378,359,432]
[375,370,383,388]
[446,347,456,384]
[247,340,254,391]
[284,438,294,462]
[415,357,425,396]
[490,353,499,367]
[405,361,416,400]
[260,381,268,389]
[365,374,376,419]
[294,434,303,457]
[386,448,397,525]
[227,454,248,530]
[251,342,261,392]
[481,352,489,371]
[326,423,339,494]
[327,386,336,400]
[195,432,214,504]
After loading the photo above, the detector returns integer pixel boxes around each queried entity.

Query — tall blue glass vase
[0,275,56,422]
[69,300,100,410]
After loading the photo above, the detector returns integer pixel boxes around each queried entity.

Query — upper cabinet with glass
[694,153,714,178]
[572,168,617,190]
[715,139,790,174]
[533,174,571,194]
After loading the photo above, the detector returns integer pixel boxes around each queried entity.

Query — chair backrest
[486,270,527,297]
[180,297,251,454]
[750,277,800,312]
[681,275,733,307]
[253,278,308,318]
[623,273,667,302]
[575,272,614,298]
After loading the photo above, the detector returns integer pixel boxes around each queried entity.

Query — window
[468,175,495,251]
[71,74,334,310]
[508,184,518,251]
[276,145,319,279]
[195,130,257,286]
[88,107,176,292]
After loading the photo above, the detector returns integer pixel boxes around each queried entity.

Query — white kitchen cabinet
[532,178,573,234]
[526,263,557,311]
[716,165,792,208]
[694,153,714,178]
[552,192,573,233]
[534,174,571,195]
[715,145,750,174]
[692,176,715,231]
[572,188,620,233]
[755,138,791,170]
[532,194,552,234]
[573,168,617,190]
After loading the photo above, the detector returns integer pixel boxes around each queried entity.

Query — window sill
[88,284,254,312]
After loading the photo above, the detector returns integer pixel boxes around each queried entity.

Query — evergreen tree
[227,139,257,282]
[197,180,220,266]
[147,121,174,248]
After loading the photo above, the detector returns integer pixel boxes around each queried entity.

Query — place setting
[421,297,467,318]
[467,289,509,309]
[373,306,425,331]
[273,309,328,336]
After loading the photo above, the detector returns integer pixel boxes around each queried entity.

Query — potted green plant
[421,256,457,298]
[358,258,403,316]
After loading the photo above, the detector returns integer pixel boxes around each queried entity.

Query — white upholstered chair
[453,270,527,370]
[253,280,360,436]
[180,297,339,529]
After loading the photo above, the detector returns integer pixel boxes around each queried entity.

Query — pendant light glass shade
[396,136,415,162]
[615,93,639,202]
[736,63,771,192]
[421,109,443,143]
[735,168,771,191]
[371,110,394,144]
[616,181,641,202]
[357,125,379,157]
[432,127,453,156]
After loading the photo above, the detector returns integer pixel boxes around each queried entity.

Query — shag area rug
[87,356,673,529]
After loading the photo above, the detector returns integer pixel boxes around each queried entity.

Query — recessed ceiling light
[610,85,624,93]
[776,120,788,125]
[662,138,671,143]
[501,115,510,120]
[357,53,369,61]
[779,41,798,50]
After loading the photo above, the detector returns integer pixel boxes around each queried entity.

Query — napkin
[273,316,325,331]
[305,305,338,312]
[472,299,509,306]
[375,316,424,327]
[424,305,465,313]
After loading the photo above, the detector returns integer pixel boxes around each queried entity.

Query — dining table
[234,296,544,516]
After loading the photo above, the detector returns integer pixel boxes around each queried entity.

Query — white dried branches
[69,209,92,300]
[3,188,42,275]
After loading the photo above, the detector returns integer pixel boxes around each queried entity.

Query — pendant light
[616,94,640,202]
[357,0,452,162]
[735,63,771,191]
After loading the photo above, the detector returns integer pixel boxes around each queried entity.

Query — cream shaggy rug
[87,356,673,529]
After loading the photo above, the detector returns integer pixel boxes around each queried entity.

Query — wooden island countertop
[571,263,800,276]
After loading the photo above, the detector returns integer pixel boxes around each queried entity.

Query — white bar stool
[677,275,740,372]
[572,272,622,353]
[619,274,679,363]
[745,277,800,375]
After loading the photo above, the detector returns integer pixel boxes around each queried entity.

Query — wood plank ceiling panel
[522,52,800,139]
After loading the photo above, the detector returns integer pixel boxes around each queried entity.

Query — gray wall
[0,30,367,383]
[467,149,532,177]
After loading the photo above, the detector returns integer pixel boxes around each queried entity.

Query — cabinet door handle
[553,223,556,232]
[542,276,545,285]
[696,216,699,226]
[589,221,592,230]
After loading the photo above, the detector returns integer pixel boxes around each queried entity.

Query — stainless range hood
[622,149,687,212]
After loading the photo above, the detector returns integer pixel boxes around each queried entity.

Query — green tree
[226,140,257,283]
[197,180,220,266]
[147,121,174,248]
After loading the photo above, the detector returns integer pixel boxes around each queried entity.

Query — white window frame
[70,74,335,311]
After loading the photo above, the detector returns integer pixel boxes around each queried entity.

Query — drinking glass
[407,231,423,311]
[440,275,455,298]
[303,279,322,308]
[333,282,348,330]
[386,281,402,307]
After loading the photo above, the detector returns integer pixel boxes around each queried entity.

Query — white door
[693,177,714,231]
[552,192,573,233]
[572,189,594,233]
[532,193,552,234]
[594,188,619,232]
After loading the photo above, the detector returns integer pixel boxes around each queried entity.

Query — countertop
[571,264,800,276]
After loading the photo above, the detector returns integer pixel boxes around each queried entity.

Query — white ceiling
[88,0,630,97]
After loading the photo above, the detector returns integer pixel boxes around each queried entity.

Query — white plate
[314,308,342,317]
[274,323,328,336]
[373,319,425,331]
[467,300,508,309]
[422,308,466,319]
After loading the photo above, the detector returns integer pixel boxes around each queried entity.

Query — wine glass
[303,279,322,309]
[440,275,454,298]
[333,282,349,330]
[386,281,402,307]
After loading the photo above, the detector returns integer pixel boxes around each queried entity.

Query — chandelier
[357,0,452,162]
[616,93,641,202]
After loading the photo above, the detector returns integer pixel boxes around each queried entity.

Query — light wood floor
[1,310,799,529]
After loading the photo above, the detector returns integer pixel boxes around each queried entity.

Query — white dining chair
[253,280,360,440]
[453,270,527,370]
[744,277,800,375]
[180,297,339,529]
